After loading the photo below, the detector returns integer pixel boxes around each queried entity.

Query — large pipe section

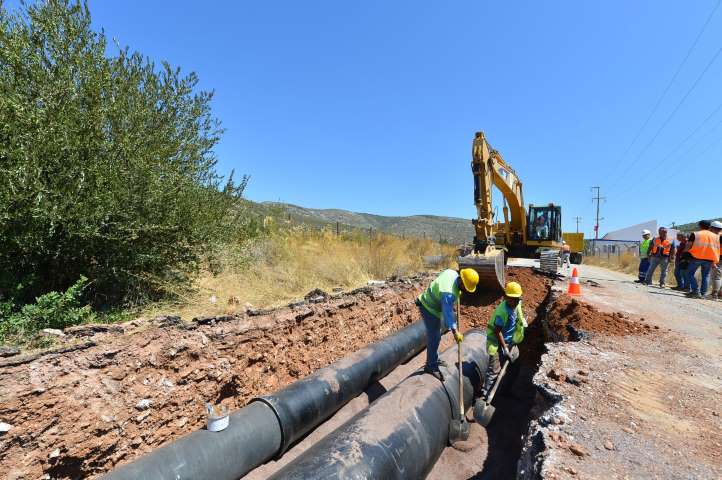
[102,319,428,480]
[268,329,489,480]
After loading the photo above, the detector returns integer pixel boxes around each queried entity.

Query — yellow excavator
[458,131,565,290]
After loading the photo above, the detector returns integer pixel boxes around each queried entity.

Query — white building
[587,220,680,256]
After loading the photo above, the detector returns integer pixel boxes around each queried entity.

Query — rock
[154,315,183,328]
[209,295,217,304]
[176,417,188,428]
[548,368,567,382]
[135,399,152,411]
[101,415,115,423]
[604,440,615,450]
[227,295,241,305]
[622,426,634,434]
[0,422,13,434]
[0,346,20,357]
[569,443,588,457]
[712,411,719,417]
[565,466,578,475]
[63,324,123,337]
[136,410,151,422]
[304,288,329,303]
[41,328,65,337]
[31,387,46,394]
[49,448,61,459]
[130,436,143,447]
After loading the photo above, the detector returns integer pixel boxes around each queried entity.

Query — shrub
[0,276,95,343]
[0,1,249,307]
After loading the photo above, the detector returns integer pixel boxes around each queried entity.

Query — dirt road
[517,263,722,480]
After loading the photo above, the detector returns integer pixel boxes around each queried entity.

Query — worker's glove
[508,345,520,363]
[454,331,464,344]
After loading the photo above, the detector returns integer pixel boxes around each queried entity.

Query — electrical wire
[618,0,721,160]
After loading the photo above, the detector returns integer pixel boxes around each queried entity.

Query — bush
[0,1,249,306]
[0,276,95,343]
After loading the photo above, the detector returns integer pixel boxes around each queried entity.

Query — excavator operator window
[528,206,561,242]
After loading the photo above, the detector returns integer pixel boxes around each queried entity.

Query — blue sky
[23,1,722,236]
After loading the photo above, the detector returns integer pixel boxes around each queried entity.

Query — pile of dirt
[546,294,655,341]
[461,268,551,329]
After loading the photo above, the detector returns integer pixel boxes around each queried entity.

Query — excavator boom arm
[471,131,525,249]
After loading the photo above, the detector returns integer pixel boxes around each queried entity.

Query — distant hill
[256,202,475,244]
[676,217,722,232]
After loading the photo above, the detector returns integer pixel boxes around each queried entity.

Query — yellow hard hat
[459,268,479,293]
[505,281,522,298]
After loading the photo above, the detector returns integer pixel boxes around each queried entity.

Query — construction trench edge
[0,268,653,479]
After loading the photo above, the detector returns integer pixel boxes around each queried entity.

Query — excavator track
[457,250,506,292]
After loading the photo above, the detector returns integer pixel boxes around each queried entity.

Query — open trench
[0,267,643,479]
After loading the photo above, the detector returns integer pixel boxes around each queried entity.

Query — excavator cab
[527,205,562,243]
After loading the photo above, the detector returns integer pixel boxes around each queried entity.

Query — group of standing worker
[416,267,526,405]
[637,219,722,299]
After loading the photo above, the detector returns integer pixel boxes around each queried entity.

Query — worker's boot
[423,359,447,382]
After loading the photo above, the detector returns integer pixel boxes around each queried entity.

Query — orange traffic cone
[567,267,582,296]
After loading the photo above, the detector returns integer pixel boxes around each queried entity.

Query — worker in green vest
[636,229,652,283]
[416,268,480,381]
[481,281,527,400]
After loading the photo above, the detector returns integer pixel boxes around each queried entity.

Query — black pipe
[102,319,428,480]
[253,317,427,456]
[268,329,488,480]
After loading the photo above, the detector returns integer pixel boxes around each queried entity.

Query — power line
[608,42,722,193]
[614,98,722,198]
[627,132,722,197]
[618,0,721,160]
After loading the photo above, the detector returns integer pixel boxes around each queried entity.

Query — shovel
[473,356,510,427]
[448,301,470,444]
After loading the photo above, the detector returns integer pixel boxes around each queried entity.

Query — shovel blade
[449,418,471,443]
[473,399,496,427]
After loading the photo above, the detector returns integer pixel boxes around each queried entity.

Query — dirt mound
[546,294,654,341]
[460,268,551,329]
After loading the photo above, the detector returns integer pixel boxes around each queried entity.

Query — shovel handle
[487,358,509,404]
[457,301,464,417]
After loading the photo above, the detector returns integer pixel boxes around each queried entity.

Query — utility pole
[591,187,605,253]
[574,216,582,233]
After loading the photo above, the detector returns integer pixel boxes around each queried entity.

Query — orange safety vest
[649,237,671,256]
[688,230,720,263]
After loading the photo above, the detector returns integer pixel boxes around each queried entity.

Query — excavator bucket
[457,250,506,292]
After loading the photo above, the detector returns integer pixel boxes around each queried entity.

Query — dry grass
[585,252,695,287]
[584,252,639,276]
[140,228,455,320]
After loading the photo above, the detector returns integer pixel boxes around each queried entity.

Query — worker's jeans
[482,352,503,400]
[419,303,442,370]
[638,257,650,281]
[644,256,669,286]
[561,252,571,268]
[687,259,712,295]
[674,262,688,290]
[711,264,722,297]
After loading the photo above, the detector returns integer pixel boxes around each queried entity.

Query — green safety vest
[640,239,651,258]
[486,301,526,355]
[417,269,460,319]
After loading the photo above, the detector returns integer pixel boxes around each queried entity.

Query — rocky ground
[1,263,719,480]
[0,274,437,479]
[517,264,722,480]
